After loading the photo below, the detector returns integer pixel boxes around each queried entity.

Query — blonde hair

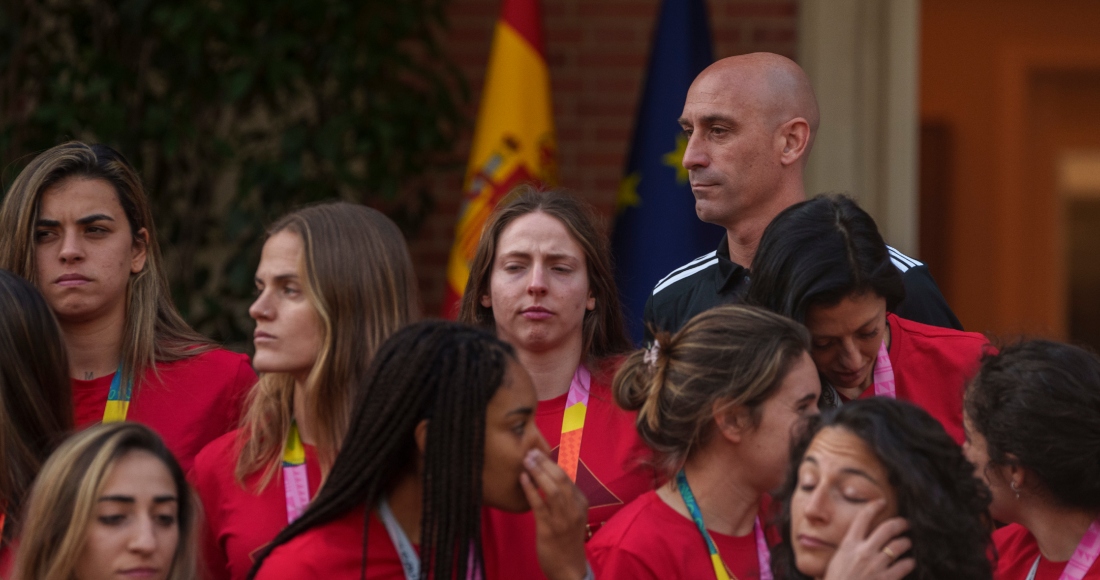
[0,141,213,391]
[614,305,811,476]
[235,202,419,488]
[13,422,199,580]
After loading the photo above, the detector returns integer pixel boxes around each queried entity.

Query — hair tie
[644,340,661,368]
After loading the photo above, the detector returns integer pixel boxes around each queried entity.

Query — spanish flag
[442,0,557,317]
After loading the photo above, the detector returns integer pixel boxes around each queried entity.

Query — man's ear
[414,419,430,455]
[778,117,812,167]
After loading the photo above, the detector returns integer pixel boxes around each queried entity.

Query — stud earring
[1010,481,1021,500]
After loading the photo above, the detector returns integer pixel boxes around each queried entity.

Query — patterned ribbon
[102,367,132,423]
[675,470,771,580]
[557,365,591,482]
[282,422,310,523]
[1026,520,1100,580]
[871,339,896,398]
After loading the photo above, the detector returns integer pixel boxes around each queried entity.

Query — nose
[681,130,708,170]
[802,485,831,523]
[128,515,158,555]
[837,339,863,369]
[526,265,548,296]
[58,231,84,263]
[249,289,272,321]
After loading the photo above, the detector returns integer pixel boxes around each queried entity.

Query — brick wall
[410,0,798,316]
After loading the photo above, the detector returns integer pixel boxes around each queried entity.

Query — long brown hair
[0,141,213,390]
[0,269,72,547]
[457,185,630,362]
[614,305,810,476]
[236,202,419,487]
[13,422,200,580]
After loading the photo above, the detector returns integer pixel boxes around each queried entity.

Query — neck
[387,470,423,546]
[658,450,761,537]
[516,341,583,401]
[60,313,126,380]
[725,183,805,268]
[1020,503,1099,562]
[292,378,315,445]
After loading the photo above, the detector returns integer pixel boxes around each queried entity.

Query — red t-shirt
[587,490,770,579]
[71,348,255,472]
[994,523,1100,579]
[191,430,323,580]
[253,506,502,580]
[846,314,988,444]
[252,507,405,580]
[484,373,656,580]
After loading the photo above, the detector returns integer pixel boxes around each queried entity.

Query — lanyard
[871,339,896,398]
[1026,520,1100,580]
[282,422,311,523]
[102,367,132,423]
[558,365,591,482]
[378,498,420,580]
[676,470,772,580]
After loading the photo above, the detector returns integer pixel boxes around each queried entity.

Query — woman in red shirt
[746,194,990,444]
[0,141,255,471]
[249,321,590,580]
[964,340,1100,579]
[190,202,418,580]
[588,305,821,579]
[0,270,73,576]
[458,186,653,578]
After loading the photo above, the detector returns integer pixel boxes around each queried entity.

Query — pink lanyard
[871,340,896,399]
[756,517,773,580]
[282,422,310,523]
[557,365,591,482]
[1026,520,1100,580]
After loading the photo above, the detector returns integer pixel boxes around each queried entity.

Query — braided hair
[248,320,516,580]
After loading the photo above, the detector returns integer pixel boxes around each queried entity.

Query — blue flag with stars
[611,0,725,344]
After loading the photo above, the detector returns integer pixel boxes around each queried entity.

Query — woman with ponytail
[191,202,418,580]
[587,305,821,579]
[249,321,590,580]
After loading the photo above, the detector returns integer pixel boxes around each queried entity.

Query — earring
[1010,481,1021,500]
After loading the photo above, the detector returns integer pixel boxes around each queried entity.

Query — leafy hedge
[0,0,467,347]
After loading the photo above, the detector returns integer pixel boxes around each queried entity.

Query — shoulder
[890,314,987,348]
[993,523,1034,552]
[886,246,925,273]
[191,430,243,481]
[589,491,670,553]
[650,251,721,296]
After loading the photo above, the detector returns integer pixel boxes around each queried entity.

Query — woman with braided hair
[588,304,821,579]
[249,320,590,580]
[191,202,418,580]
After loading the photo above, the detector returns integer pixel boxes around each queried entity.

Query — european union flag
[611,0,725,344]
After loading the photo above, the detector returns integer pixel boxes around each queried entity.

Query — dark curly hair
[772,398,992,580]
[745,193,905,323]
[965,340,1100,511]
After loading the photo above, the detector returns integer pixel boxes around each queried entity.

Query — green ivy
[0,0,468,349]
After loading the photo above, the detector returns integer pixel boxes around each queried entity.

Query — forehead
[804,426,886,478]
[770,351,822,402]
[257,230,305,275]
[100,449,176,497]
[38,178,124,218]
[804,293,886,335]
[486,359,537,417]
[681,70,761,122]
[495,212,585,259]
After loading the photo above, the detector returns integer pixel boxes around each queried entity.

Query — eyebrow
[498,251,579,262]
[505,406,534,417]
[98,495,178,504]
[35,214,116,228]
[255,273,300,284]
[678,114,739,127]
[802,456,883,486]
[795,392,819,405]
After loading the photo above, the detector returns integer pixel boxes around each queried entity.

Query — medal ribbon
[282,422,310,523]
[102,367,132,423]
[676,470,772,580]
[1026,520,1100,580]
[557,365,591,482]
[872,339,896,399]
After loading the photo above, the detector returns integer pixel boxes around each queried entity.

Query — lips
[521,305,553,320]
[253,330,276,343]
[796,534,835,549]
[55,273,91,287]
[118,568,161,579]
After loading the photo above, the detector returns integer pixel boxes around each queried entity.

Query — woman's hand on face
[822,500,915,580]
[520,449,590,580]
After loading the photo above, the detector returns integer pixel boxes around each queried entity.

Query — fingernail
[524,449,539,466]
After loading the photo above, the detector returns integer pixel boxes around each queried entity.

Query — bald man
[643,53,960,337]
